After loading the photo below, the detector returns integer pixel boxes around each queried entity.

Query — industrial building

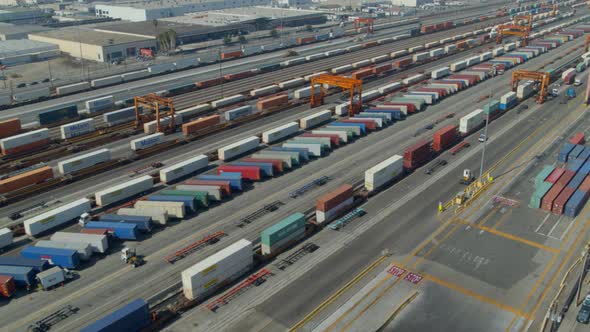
[28,28,156,62]
[390,0,432,6]
[0,8,51,24]
[94,0,271,22]
[0,39,59,65]
[0,23,51,40]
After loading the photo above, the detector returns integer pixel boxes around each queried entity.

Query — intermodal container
[570,133,585,145]
[159,189,209,208]
[218,136,259,161]
[0,275,16,297]
[433,125,458,152]
[95,176,153,207]
[0,166,53,194]
[567,159,585,173]
[365,155,403,191]
[220,51,243,60]
[159,155,208,184]
[546,168,565,184]
[542,182,566,212]
[535,165,555,188]
[218,165,261,181]
[316,184,354,224]
[257,94,289,111]
[175,185,222,201]
[24,199,92,237]
[117,208,168,225]
[558,143,576,162]
[241,158,284,173]
[564,190,590,217]
[196,78,223,88]
[0,128,51,155]
[147,195,196,212]
[197,173,242,191]
[20,246,79,269]
[231,162,274,177]
[182,115,220,135]
[530,182,553,209]
[553,186,576,215]
[267,147,308,161]
[38,105,78,126]
[184,180,231,195]
[0,256,49,272]
[0,266,35,287]
[84,222,138,240]
[340,118,375,131]
[80,299,150,332]
[99,214,152,232]
[0,118,20,139]
[134,201,185,219]
[403,140,432,170]
[261,213,306,255]
[568,145,584,161]
[301,133,340,146]
[568,172,586,190]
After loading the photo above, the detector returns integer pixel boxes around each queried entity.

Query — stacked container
[315,185,354,224]
[261,213,306,255]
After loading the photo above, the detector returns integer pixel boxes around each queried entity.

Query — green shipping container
[261,213,306,247]
[529,182,553,208]
[535,165,555,188]
[483,100,500,115]
[288,138,331,148]
[160,189,209,208]
[576,63,586,73]
[316,127,354,139]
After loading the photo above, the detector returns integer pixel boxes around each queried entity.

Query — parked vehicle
[577,294,590,324]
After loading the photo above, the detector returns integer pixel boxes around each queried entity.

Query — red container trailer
[394,58,412,68]
[297,36,316,44]
[182,115,221,135]
[220,51,243,60]
[300,133,340,146]
[2,139,51,156]
[0,119,21,139]
[413,87,447,98]
[217,165,261,181]
[553,186,576,215]
[241,158,284,173]
[448,74,479,84]
[403,140,432,170]
[184,180,231,195]
[546,168,566,184]
[569,133,585,145]
[196,78,223,88]
[257,95,289,111]
[223,71,256,81]
[433,125,458,152]
[352,68,375,80]
[0,276,16,298]
[381,102,415,113]
[316,184,354,212]
[372,64,392,74]
[341,119,376,131]
[80,228,109,235]
[421,25,434,33]
[542,183,566,212]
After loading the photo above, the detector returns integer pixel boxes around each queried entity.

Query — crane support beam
[511,70,551,104]
[134,94,176,133]
[310,74,362,117]
[353,17,374,33]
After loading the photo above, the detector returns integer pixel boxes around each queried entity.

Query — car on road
[16,83,26,88]
[577,294,590,324]
[478,134,488,143]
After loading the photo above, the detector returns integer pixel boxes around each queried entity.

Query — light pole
[479,88,492,179]
[218,49,224,98]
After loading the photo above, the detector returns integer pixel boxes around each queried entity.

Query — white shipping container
[345,44,363,52]
[430,48,444,57]
[431,67,450,79]
[444,44,457,53]
[56,82,90,95]
[304,71,326,82]
[241,45,261,55]
[159,154,208,184]
[300,110,332,129]
[390,50,409,58]
[311,130,348,143]
[182,239,253,300]
[135,201,186,219]
[378,82,401,94]
[13,87,50,102]
[211,94,245,108]
[408,45,424,53]
[294,85,321,100]
[450,60,466,71]
[283,142,323,157]
[0,94,11,106]
[252,152,293,168]
[91,75,122,88]
[95,175,153,207]
[465,56,480,67]
[412,52,430,62]
[331,64,353,74]
[143,114,184,134]
[174,58,198,69]
[130,133,164,151]
[459,109,484,134]
[364,155,404,191]
[492,47,504,56]
[0,128,49,151]
[85,95,114,113]
[402,74,425,85]
[176,185,222,201]
[0,228,13,249]
[148,63,176,74]
[305,53,325,61]
[36,266,65,290]
[262,122,299,144]
[280,57,306,66]
[51,232,108,254]
[504,42,516,51]
[24,199,91,236]
[404,93,432,105]
[35,240,92,261]
[352,59,371,68]
[121,70,150,81]
[425,41,439,48]
[225,105,253,121]
[177,104,212,119]
[500,91,517,104]
[60,118,95,139]
[371,55,389,63]
[335,102,350,116]
[250,85,278,97]
[517,82,534,99]
[479,52,492,61]
[118,207,168,225]
[103,107,135,126]
[261,43,281,51]
[58,148,111,175]
[218,136,260,161]
[278,77,306,89]
[325,49,345,56]
[197,52,220,63]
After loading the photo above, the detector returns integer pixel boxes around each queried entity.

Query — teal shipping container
[261,213,306,248]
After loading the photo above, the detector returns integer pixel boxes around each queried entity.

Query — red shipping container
[224,71,255,81]
[341,119,376,131]
[557,170,576,186]
[316,184,353,212]
[381,102,415,113]
[220,51,243,60]
[297,37,315,44]
[372,64,392,74]
[0,166,54,193]
[444,22,454,29]
[300,133,340,146]
[433,125,458,152]
[569,133,585,145]
[432,80,464,89]
[196,78,223,88]
[546,168,565,184]
[217,165,261,181]
[184,180,231,195]
[257,95,289,111]
[0,276,16,298]
[241,158,284,173]
[0,118,21,139]
[352,68,374,80]
[553,186,576,215]
[448,74,479,84]
[363,41,378,48]
[403,140,432,170]
[456,41,467,49]
[80,228,108,235]
[2,139,51,156]
[413,87,446,98]
[542,183,566,212]
[182,115,221,136]
[394,59,412,68]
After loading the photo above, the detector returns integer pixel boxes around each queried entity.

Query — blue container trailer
[99,214,152,232]
[580,160,590,175]
[197,173,242,191]
[366,108,405,120]
[80,298,150,332]
[268,147,309,161]
[564,190,590,218]
[568,145,585,161]
[329,122,366,135]
[0,256,49,272]
[231,162,275,176]
[0,265,35,287]
[568,172,587,190]
[355,113,391,124]
[84,222,138,240]
[148,195,197,212]
[558,143,576,162]
[20,246,80,269]
[567,159,585,173]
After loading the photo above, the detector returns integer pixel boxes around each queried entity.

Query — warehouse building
[94,0,271,22]
[0,23,52,40]
[0,39,59,65]
[171,7,327,27]
[0,8,50,24]
[28,28,156,62]
[390,0,432,6]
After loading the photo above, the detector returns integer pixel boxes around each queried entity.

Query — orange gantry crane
[497,13,533,46]
[584,35,590,51]
[310,74,362,117]
[511,70,551,104]
[353,17,374,34]
[134,94,176,133]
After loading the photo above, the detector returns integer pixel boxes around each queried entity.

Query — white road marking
[535,214,551,233]
[559,217,576,241]
[546,216,563,239]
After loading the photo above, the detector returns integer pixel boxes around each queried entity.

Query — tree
[270,28,279,38]
[306,24,313,32]
[238,35,246,44]
[223,35,232,45]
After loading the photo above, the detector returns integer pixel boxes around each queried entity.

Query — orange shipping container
[0,118,21,139]
[0,166,54,193]
[182,115,221,135]
[352,68,374,80]
[257,94,289,111]
[0,276,16,298]
[316,184,354,212]
[220,51,243,60]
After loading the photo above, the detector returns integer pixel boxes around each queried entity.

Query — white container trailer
[331,64,353,74]
[95,175,153,207]
[280,57,306,67]
[143,114,184,134]
[225,105,252,121]
[0,228,13,250]
[294,85,321,100]
[459,109,484,134]
[60,118,95,139]
[283,143,323,157]
[182,239,253,300]
[174,58,198,69]
[103,107,135,126]
[56,82,90,95]
[51,232,108,254]
[261,43,281,51]
[412,52,430,62]
[325,49,345,56]
[176,185,222,201]
[117,207,168,225]
[431,67,450,79]
[504,42,516,52]
[562,68,576,80]
[408,45,424,53]
[335,102,350,116]
[176,104,212,119]
[444,44,457,53]
[262,122,299,144]
[365,155,403,191]
[500,91,517,104]
[479,52,492,61]
[24,199,92,236]
[58,149,111,175]
[425,41,439,48]
[352,59,371,68]
[517,81,534,99]
[211,94,245,108]
[91,75,122,88]
[305,53,325,61]
[311,130,348,143]
[429,48,444,57]
[371,55,389,63]
[492,47,504,56]
[378,82,401,94]
[402,74,425,85]
[465,56,480,67]
[159,154,208,184]
[345,44,363,52]
[390,50,409,58]
[130,133,164,151]
[363,89,381,100]
[218,136,260,161]
[85,95,114,113]
[35,240,92,261]
[300,110,332,129]
[278,78,305,89]
[121,70,150,81]
[450,60,466,71]
[197,52,220,64]
[304,71,326,82]
[250,85,278,97]
[13,87,50,102]
[148,63,176,74]
[36,267,65,290]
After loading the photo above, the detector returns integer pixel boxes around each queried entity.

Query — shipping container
[103,107,136,127]
[558,143,576,162]
[176,185,222,201]
[51,232,108,254]
[24,199,91,237]
[159,155,208,184]
[553,186,576,215]
[299,110,332,130]
[257,95,289,111]
[95,175,153,207]
[535,165,555,188]
[0,128,50,155]
[56,82,91,95]
[0,266,35,287]
[262,122,299,144]
[278,78,306,89]
[130,133,164,151]
[80,299,150,332]
[177,104,212,120]
[91,76,122,88]
[197,173,243,191]
[134,200,185,219]
[100,214,152,232]
[570,133,585,145]
[0,228,13,250]
[0,275,15,297]
[184,180,231,196]
[564,189,590,217]
[261,213,305,255]
[433,125,458,152]
[148,63,176,74]
[13,87,50,102]
[403,140,432,170]
[211,94,245,108]
[316,184,354,224]
[143,114,183,134]
[117,207,168,225]
[459,109,484,134]
[0,166,54,194]
[218,136,260,161]
[365,155,404,191]
[0,118,21,139]
[36,266,65,290]
[121,70,150,81]
[225,105,253,121]
[35,240,92,261]
[84,222,138,240]
[21,246,79,269]
[85,96,114,113]
[218,165,261,181]
[282,142,324,157]
[160,189,209,208]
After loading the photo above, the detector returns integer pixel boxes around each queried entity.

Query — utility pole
[479,88,493,179]
[47,60,53,88]
[218,49,224,99]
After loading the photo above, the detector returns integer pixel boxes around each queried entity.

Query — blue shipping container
[0,256,49,272]
[366,109,404,120]
[81,299,150,332]
[580,160,590,175]
[564,190,590,218]
[499,99,517,111]
[100,214,152,232]
[355,113,390,124]
[38,105,79,125]
[197,173,242,191]
[568,172,587,190]
[231,162,275,176]
[567,158,585,173]
[330,122,366,135]
[268,146,309,161]
[558,143,576,162]
[85,222,138,240]
[20,246,79,269]
[148,195,196,212]
[568,145,585,161]
[0,265,35,287]
[578,147,590,162]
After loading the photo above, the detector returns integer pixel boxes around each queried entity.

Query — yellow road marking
[477,205,502,227]
[376,291,419,332]
[491,206,513,230]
